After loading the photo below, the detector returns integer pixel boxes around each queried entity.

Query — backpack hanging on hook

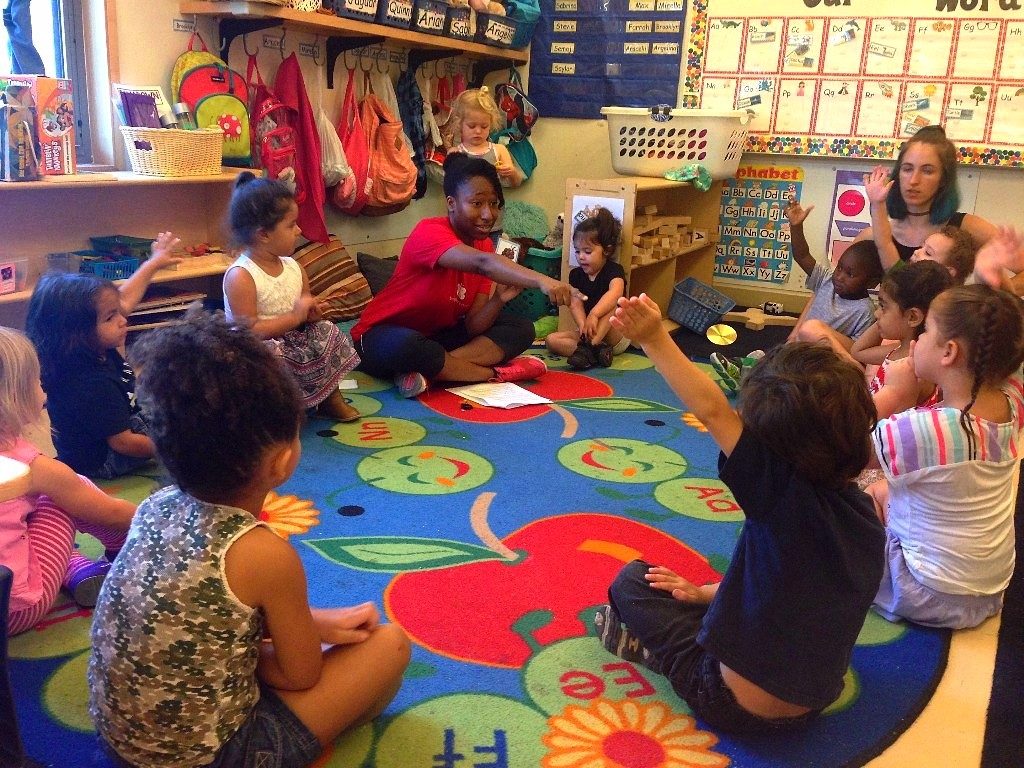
[247,54,301,199]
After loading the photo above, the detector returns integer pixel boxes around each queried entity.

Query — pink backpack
[247,55,302,202]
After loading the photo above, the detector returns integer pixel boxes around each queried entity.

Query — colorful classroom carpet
[10,348,949,768]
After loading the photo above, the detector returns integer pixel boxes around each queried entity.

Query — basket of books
[119,126,222,177]
[600,107,751,180]
[667,277,736,333]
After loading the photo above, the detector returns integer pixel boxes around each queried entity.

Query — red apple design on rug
[376,493,721,668]
[419,370,611,425]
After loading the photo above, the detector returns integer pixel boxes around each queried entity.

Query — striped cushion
[292,236,372,321]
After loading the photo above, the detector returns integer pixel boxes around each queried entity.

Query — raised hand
[784,194,814,227]
[148,231,184,270]
[610,294,662,345]
[863,166,894,205]
[974,225,1024,288]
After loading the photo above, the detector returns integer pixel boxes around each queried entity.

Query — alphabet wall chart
[714,165,804,284]
[686,0,1024,166]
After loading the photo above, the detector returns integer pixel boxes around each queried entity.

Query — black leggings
[356,314,535,380]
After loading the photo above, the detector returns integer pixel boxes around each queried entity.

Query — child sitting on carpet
[224,172,361,423]
[870,242,1024,629]
[852,260,955,405]
[25,232,182,478]
[785,196,885,350]
[88,311,410,768]
[595,294,885,735]
[0,328,135,634]
[545,207,629,369]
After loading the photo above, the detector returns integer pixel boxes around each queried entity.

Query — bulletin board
[528,0,685,120]
[686,0,1024,166]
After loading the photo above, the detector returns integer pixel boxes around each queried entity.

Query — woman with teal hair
[854,126,995,271]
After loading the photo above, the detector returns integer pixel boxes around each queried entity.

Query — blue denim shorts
[100,684,322,768]
[209,684,322,768]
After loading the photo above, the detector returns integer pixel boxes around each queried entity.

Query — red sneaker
[492,356,548,383]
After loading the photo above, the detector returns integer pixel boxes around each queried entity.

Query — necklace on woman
[905,210,931,217]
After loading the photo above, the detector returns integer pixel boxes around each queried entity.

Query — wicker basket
[119,126,223,177]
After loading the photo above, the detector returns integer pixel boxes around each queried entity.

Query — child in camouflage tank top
[88,311,410,768]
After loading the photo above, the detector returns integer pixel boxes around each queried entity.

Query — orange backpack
[360,79,417,214]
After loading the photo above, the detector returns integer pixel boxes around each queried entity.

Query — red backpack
[246,55,302,202]
[332,69,370,216]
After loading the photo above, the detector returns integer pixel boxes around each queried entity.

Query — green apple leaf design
[558,397,678,413]
[303,536,508,572]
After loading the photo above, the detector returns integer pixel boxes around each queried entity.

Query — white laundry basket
[600,107,751,180]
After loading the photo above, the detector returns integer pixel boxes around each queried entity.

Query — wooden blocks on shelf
[631,206,709,266]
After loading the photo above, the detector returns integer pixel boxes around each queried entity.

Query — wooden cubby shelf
[180,1,528,87]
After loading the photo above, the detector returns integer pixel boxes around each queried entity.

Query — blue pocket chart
[528,0,686,119]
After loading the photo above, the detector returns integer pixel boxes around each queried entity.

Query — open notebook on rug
[445,382,552,409]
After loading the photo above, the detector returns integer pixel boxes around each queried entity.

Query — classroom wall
[100,2,1024,307]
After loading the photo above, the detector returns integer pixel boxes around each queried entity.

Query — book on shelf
[111,83,172,125]
[444,382,552,409]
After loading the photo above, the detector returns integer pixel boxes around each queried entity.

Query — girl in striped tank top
[870,282,1024,629]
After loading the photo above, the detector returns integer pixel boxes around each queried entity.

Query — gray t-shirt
[804,263,875,340]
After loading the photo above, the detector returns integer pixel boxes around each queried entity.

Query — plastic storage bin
[474,12,518,48]
[376,0,414,28]
[667,277,736,333]
[328,0,380,22]
[75,250,140,280]
[444,5,474,41]
[504,245,561,321]
[89,235,155,260]
[411,0,447,34]
[600,107,751,180]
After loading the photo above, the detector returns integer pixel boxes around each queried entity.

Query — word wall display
[686,0,1024,166]
[714,165,804,285]
[529,0,686,119]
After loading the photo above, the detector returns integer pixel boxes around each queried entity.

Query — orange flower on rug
[260,491,320,538]
[542,698,730,768]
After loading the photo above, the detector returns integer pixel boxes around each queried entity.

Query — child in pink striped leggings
[0,328,135,635]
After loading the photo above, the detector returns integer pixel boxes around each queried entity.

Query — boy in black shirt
[597,294,885,734]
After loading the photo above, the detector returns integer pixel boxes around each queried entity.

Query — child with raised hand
[851,260,954,406]
[0,328,135,633]
[223,172,361,423]
[785,196,885,350]
[870,283,1024,629]
[88,310,410,767]
[595,294,884,734]
[545,207,628,369]
[446,87,523,188]
[25,231,182,478]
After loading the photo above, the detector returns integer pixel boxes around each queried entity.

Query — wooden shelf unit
[180,1,528,87]
[562,177,724,321]
[0,170,243,326]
